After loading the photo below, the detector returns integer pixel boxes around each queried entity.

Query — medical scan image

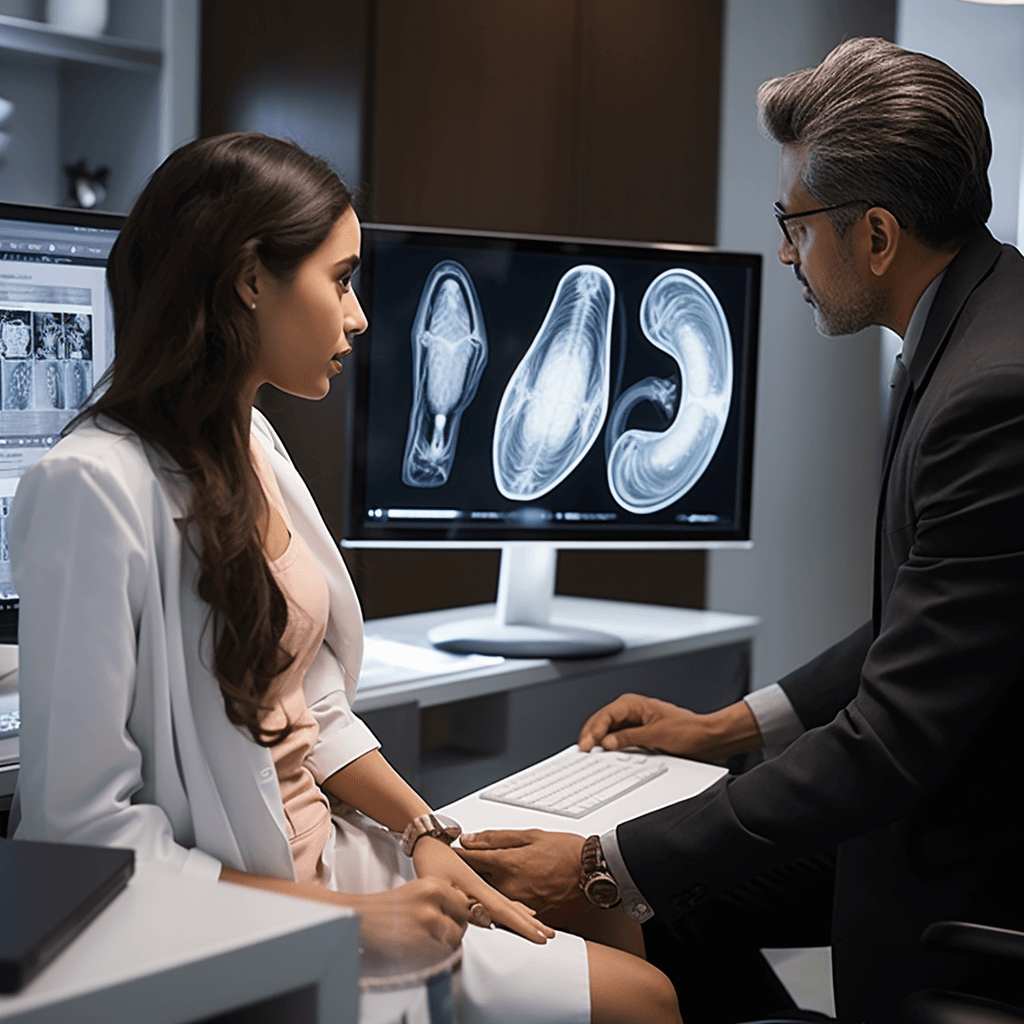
[402,260,488,487]
[493,264,614,501]
[605,268,733,514]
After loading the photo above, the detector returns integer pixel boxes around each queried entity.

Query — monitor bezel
[344,223,761,549]
[0,201,125,644]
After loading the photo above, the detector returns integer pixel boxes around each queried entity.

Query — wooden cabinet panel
[369,0,578,233]
[572,0,721,243]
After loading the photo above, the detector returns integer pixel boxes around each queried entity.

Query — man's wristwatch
[579,834,621,909]
[398,813,462,856]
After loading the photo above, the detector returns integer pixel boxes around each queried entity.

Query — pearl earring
[250,302,256,310]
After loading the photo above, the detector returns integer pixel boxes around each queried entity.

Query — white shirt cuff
[600,827,654,923]
[743,683,805,757]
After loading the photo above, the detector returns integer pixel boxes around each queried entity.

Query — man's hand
[578,693,763,761]
[412,836,555,943]
[457,829,587,914]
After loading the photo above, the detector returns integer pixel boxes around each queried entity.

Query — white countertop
[354,597,758,712]
[0,867,360,1023]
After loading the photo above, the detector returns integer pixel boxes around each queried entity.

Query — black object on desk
[0,837,134,993]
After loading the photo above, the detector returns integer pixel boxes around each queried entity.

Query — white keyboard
[480,748,668,819]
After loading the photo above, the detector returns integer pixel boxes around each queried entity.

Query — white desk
[355,598,757,712]
[355,598,757,807]
[1,600,756,820]
[0,868,360,1024]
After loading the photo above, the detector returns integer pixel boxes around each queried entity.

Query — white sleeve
[10,451,220,880]
[303,644,380,784]
[600,827,655,923]
[743,683,805,757]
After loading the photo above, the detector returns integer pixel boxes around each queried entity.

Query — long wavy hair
[77,132,353,745]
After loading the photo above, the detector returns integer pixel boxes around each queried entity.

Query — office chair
[902,921,1024,1024]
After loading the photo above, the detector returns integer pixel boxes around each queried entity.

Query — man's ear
[865,207,901,278]
[235,257,260,309]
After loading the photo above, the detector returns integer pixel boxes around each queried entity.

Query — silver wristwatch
[398,813,462,856]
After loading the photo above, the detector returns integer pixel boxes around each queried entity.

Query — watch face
[586,876,620,909]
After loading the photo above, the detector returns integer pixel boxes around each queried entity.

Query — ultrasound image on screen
[493,265,613,501]
[355,233,757,542]
[606,269,733,514]
[402,260,488,488]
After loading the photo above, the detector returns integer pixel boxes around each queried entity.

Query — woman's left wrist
[395,812,463,857]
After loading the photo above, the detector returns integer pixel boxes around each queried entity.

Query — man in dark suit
[458,37,1024,1024]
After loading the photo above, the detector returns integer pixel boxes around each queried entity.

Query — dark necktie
[882,353,911,474]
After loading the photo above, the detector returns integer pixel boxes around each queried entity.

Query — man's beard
[797,255,882,337]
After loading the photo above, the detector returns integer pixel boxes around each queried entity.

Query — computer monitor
[0,203,123,645]
[345,225,761,657]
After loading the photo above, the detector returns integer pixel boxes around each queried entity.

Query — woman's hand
[222,865,471,975]
[351,876,472,975]
[412,836,556,944]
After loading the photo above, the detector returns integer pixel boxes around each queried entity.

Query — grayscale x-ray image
[402,260,488,488]
[64,359,92,408]
[3,360,32,410]
[492,265,614,501]
[606,269,733,514]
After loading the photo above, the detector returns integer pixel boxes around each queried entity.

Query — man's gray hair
[758,37,991,248]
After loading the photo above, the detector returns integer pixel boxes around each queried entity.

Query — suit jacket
[10,410,380,881]
[616,228,1024,1021]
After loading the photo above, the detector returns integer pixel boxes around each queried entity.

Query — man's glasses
[773,199,871,245]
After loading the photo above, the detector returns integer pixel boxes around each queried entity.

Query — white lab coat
[10,409,380,882]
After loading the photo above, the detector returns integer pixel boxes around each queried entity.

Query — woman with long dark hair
[10,133,680,1023]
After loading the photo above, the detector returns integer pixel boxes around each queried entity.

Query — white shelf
[0,13,160,73]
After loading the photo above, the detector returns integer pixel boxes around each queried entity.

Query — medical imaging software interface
[0,212,117,604]
[349,230,759,544]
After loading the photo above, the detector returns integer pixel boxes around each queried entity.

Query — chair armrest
[903,990,1024,1024]
[921,921,1024,962]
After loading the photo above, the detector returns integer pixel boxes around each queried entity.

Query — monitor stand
[426,545,625,659]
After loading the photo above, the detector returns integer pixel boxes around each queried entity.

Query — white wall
[897,0,1024,247]
[709,0,895,690]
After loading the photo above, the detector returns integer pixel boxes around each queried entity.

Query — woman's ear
[235,258,260,310]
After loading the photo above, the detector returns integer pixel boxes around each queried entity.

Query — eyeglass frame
[772,198,873,245]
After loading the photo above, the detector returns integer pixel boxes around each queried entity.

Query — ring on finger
[468,901,492,927]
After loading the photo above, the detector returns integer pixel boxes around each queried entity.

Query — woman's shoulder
[20,417,161,512]
[43,416,151,479]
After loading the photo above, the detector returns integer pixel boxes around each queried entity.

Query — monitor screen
[345,225,760,548]
[0,203,123,643]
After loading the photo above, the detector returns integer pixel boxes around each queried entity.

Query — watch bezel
[582,870,622,909]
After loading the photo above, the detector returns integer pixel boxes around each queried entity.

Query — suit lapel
[871,228,1003,630]
[879,228,1001,489]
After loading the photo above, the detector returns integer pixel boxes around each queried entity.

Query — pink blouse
[251,438,332,884]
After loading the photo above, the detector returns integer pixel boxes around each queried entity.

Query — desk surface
[355,597,758,713]
[0,600,757,785]
[0,868,360,1024]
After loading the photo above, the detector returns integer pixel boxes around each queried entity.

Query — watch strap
[399,813,462,857]
[579,834,621,909]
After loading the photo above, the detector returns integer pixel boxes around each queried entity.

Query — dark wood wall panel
[202,0,721,620]
[369,0,579,234]
[359,0,720,617]
[571,0,722,243]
